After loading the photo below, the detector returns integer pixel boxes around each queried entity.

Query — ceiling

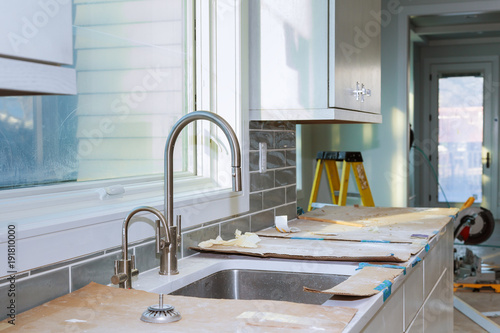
[410,11,500,41]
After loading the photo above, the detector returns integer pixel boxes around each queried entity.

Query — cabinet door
[0,0,73,65]
[329,0,381,114]
[404,262,424,330]
[0,1,75,95]
[361,285,404,333]
[249,0,329,111]
[407,308,424,333]
[423,272,454,333]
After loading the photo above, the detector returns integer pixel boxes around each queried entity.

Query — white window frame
[0,0,249,276]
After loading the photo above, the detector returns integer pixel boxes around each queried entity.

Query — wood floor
[453,221,500,332]
[454,291,500,332]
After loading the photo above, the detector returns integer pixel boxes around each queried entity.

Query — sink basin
[169,269,348,305]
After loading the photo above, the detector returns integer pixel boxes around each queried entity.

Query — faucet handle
[131,255,139,278]
[176,215,182,244]
[155,220,161,254]
[111,259,128,285]
[155,220,171,252]
[113,258,119,274]
[111,273,128,285]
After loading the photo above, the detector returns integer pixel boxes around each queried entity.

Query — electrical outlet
[259,142,267,173]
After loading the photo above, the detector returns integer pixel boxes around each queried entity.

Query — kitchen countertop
[0,207,457,332]
[134,218,449,332]
[0,282,357,332]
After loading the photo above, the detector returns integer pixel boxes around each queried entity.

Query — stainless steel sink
[169,269,348,305]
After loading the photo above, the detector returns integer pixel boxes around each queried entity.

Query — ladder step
[315,151,363,162]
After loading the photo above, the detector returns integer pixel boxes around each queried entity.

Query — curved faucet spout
[164,110,242,228]
[112,206,171,288]
[121,206,170,261]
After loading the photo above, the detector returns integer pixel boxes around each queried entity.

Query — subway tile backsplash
[2,268,70,316]
[220,216,251,240]
[0,121,297,320]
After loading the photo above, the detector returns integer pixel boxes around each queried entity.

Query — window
[0,0,248,229]
[1,1,186,188]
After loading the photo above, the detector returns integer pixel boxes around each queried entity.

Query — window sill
[0,174,249,276]
[2,175,248,233]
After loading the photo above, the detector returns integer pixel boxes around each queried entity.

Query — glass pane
[0,0,187,189]
[438,75,484,203]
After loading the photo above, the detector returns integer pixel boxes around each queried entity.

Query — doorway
[420,59,498,211]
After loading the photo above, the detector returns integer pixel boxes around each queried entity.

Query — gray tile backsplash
[276,203,298,220]
[0,121,297,320]
[267,151,286,169]
[71,251,122,291]
[249,151,260,171]
[250,192,263,212]
[0,269,70,317]
[182,224,220,257]
[275,168,296,187]
[275,131,296,149]
[134,241,160,274]
[263,188,286,209]
[286,150,296,167]
[220,216,251,240]
[250,209,276,232]
[249,131,274,149]
[286,185,297,203]
[261,121,294,131]
[250,171,275,192]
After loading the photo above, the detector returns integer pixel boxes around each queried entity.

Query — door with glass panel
[424,61,497,210]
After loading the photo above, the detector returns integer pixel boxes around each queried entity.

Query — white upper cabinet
[0,1,76,95]
[249,0,381,123]
[330,0,381,114]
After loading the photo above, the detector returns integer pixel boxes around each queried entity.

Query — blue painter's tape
[360,240,391,243]
[374,280,392,291]
[290,236,324,241]
[425,243,430,252]
[432,230,439,234]
[383,286,392,301]
[412,257,422,267]
[357,262,406,275]
[374,280,393,302]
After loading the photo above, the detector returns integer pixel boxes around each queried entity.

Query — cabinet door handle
[363,87,371,97]
[353,82,363,101]
[353,82,371,102]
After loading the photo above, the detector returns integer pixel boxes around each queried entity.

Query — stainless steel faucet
[111,206,172,289]
[111,111,242,288]
[163,110,243,273]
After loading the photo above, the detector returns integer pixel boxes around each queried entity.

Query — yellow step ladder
[307,151,374,211]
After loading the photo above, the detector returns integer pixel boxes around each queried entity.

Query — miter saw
[454,204,495,245]
[453,199,499,291]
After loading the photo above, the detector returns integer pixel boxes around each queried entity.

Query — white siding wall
[73,0,185,180]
